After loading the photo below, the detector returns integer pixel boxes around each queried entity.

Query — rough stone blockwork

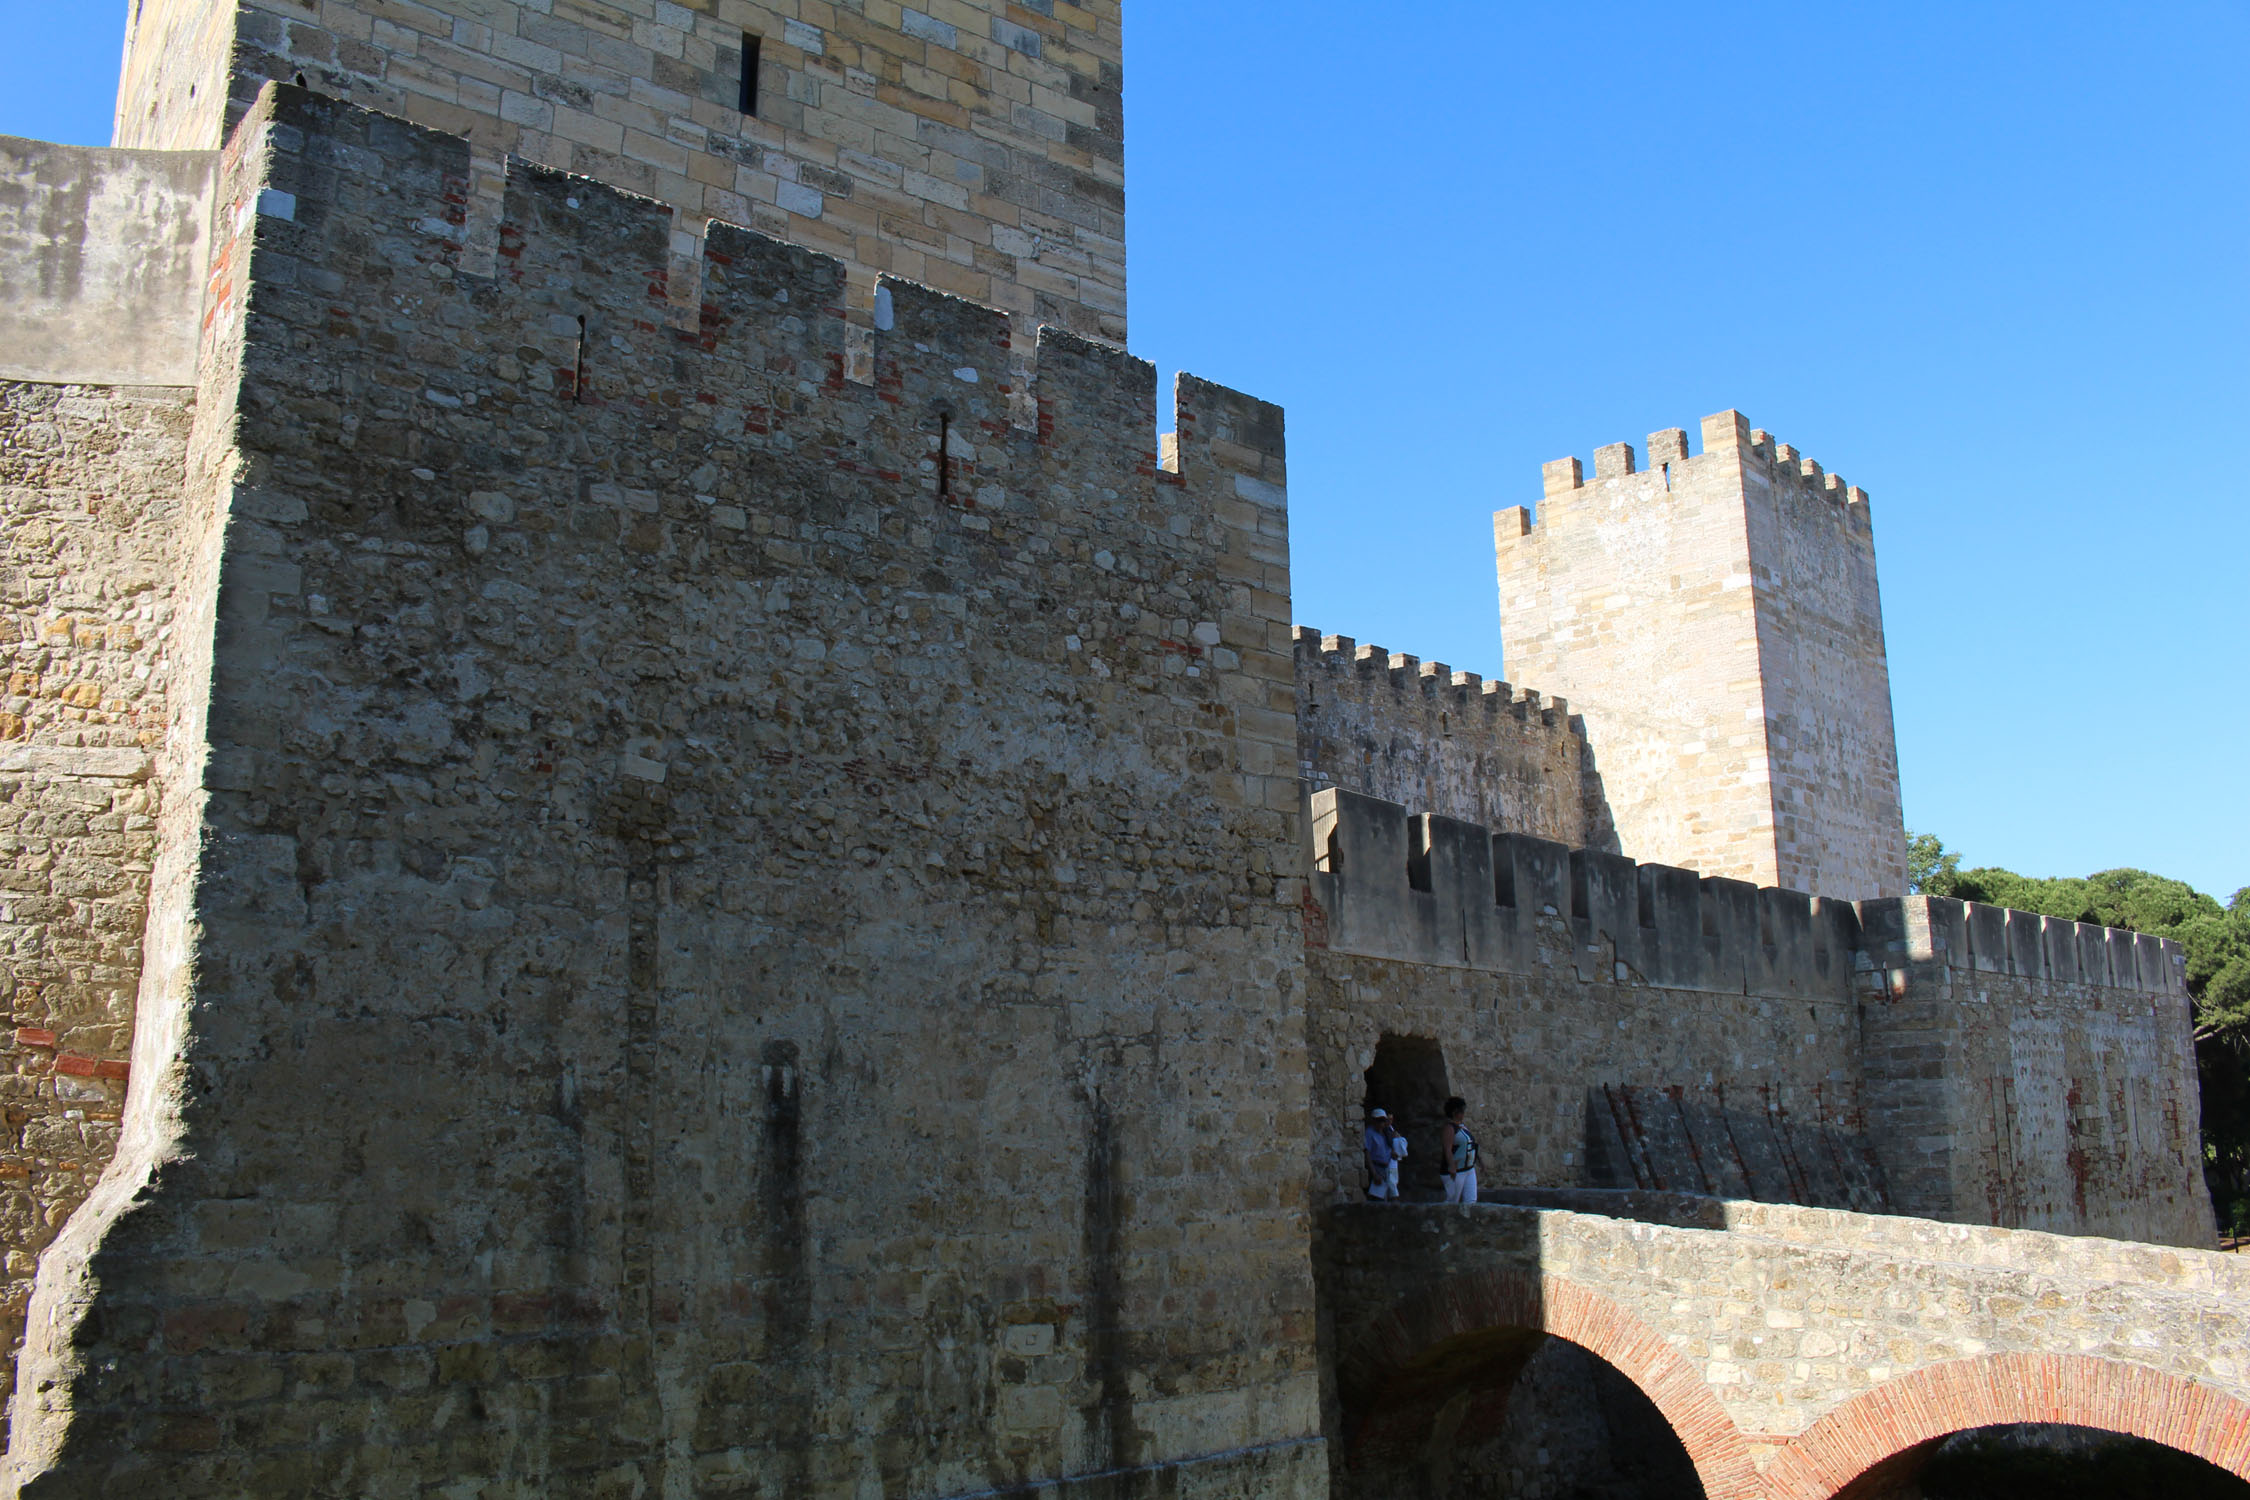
[1319,1202,2250,1499]
[1302,785,2211,1246]
[119,0,1129,343]
[5,86,1324,1498]
[1292,627,1609,851]
[1859,897,2214,1246]
[1495,413,1908,901]
[0,382,190,1429]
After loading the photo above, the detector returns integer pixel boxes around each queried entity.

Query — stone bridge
[1318,1194,2250,1498]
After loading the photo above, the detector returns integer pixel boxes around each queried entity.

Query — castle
[0,3,2231,1497]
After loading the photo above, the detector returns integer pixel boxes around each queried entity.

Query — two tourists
[1362,1097,1478,1204]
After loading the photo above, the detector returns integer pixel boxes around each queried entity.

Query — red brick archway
[1338,1268,1762,1499]
[1763,1352,2250,1499]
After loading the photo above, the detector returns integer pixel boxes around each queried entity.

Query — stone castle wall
[1860,897,2214,1245]
[1293,627,1607,850]
[6,86,1321,1497]
[116,0,1127,345]
[1494,412,1908,901]
[0,381,193,1428]
[1302,786,2212,1248]
[1741,421,1909,902]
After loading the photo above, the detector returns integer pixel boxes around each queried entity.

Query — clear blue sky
[6,2,2244,898]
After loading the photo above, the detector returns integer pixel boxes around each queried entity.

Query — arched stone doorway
[1362,1033,1451,1200]
[1330,1269,1756,1499]
[1763,1354,2250,1500]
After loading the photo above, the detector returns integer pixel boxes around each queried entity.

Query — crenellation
[1313,786,2185,1006]
[1496,407,1906,900]
[1541,454,1583,497]
[1296,629,1596,847]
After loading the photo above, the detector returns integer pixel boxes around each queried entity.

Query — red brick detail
[93,1059,130,1080]
[14,1028,58,1049]
[1764,1352,2250,1498]
[1300,883,1329,950]
[1343,1269,1763,1500]
[52,1054,99,1077]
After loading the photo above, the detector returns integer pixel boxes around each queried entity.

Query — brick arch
[1337,1268,1762,1500]
[1764,1352,2250,1500]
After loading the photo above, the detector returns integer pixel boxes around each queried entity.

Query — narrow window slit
[937,414,951,498]
[739,34,762,116]
[571,315,588,405]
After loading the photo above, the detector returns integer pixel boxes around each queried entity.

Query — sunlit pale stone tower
[1494,410,1910,900]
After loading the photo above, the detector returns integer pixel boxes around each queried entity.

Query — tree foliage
[1909,834,2250,1236]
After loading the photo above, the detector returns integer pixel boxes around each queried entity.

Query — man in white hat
[1363,1108,1402,1200]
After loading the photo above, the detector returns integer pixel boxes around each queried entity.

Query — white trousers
[1443,1168,1478,1205]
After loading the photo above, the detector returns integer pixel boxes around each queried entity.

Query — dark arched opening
[1362,1034,1451,1200]
[1838,1423,2250,1499]
[1340,1326,1703,1500]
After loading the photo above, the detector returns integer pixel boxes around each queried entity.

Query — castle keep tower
[1493,410,1910,900]
[113,0,1126,343]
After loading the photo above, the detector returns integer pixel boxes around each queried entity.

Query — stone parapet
[1292,627,1604,850]
[1307,785,2182,1003]
[0,139,216,387]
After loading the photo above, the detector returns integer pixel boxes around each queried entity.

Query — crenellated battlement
[1500,409,1872,548]
[207,86,1282,509]
[1292,627,1604,849]
[1492,405,1906,900]
[1292,626,1578,729]
[1305,786,2184,1003]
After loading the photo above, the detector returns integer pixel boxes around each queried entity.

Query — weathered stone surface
[1293,628,1604,849]
[4,86,1320,1497]
[1495,415,1909,901]
[1301,784,2209,1246]
[0,141,216,387]
[1321,1200,2250,1498]
[118,0,1128,343]
[0,380,189,1431]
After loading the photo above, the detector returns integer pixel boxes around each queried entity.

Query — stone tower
[112,0,1127,344]
[1493,410,1909,900]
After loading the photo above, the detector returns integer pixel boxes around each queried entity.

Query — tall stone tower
[112,0,1126,344]
[1493,410,1909,900]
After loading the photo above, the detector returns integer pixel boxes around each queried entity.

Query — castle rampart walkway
[1319,1196,2250,1498]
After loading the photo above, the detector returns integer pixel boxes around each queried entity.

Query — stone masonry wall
[1302,786,2211,1247]
[0,381,192,1430]
[1320,1200,2250,1486]
[115,0,1128,346]
[1859,897,2215,1247]
[1293,627,1606,850]
[1494,412,1908,901]
[1743,424,1908,903]
[7,86,1321,1497]
[1305,949,1868,1211]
